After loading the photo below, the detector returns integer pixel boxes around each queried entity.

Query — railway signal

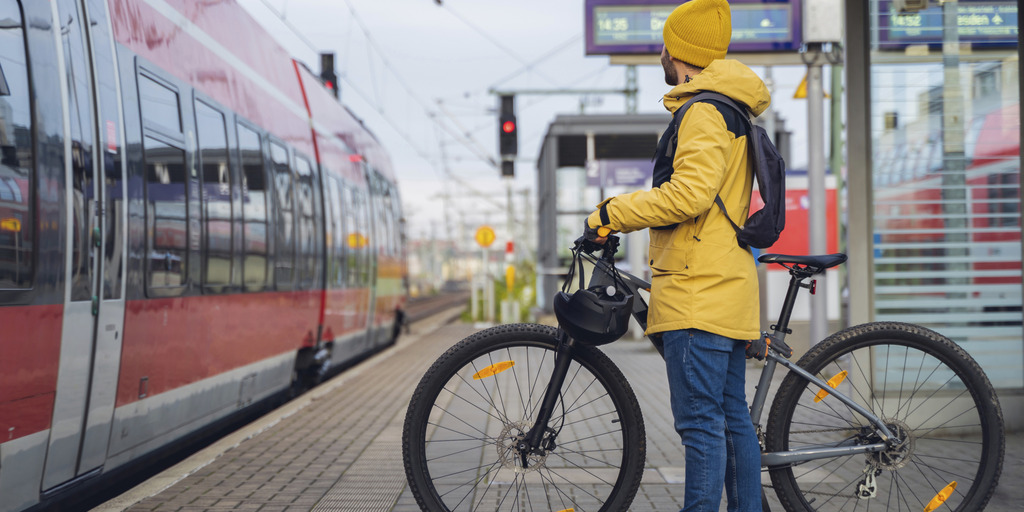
[498,95,517,177]
[320,52,339,99]
[498,95,517,156]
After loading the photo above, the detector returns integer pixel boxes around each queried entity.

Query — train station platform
[97,310,1024,512]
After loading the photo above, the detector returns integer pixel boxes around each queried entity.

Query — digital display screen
[878,1,1018,50]
[586,0,801,55]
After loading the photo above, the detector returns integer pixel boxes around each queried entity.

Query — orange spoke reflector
[473,361,515,380]
[924,481,957,512]
[555,509,575,512]
[814,370,848,403]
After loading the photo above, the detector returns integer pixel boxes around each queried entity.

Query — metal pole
[830,55,846,326]
[625,65,638,114]
[763,66,776,143]
[941,1,969,298]
[807,44,829,346]
[761,66,776,334]
[504,176,515,320]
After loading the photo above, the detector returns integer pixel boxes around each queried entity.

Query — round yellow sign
[475,226,496,248]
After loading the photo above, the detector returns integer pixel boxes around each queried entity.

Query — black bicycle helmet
[553,286,634,346]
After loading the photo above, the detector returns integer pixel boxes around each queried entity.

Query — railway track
[405,291,471,323]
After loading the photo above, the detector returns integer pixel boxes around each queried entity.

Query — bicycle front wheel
[402,323,646,512]
[766,322,1004,512]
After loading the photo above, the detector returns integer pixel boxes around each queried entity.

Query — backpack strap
[671,92,756,236]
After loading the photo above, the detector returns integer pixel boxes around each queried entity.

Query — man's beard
[661,50,678,86]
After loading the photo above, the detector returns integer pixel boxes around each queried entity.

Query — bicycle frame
[530,243,900,470]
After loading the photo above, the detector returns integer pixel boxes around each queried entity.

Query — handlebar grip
[597,226,612,237]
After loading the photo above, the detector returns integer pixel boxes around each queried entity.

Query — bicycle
[402,235,1005,511]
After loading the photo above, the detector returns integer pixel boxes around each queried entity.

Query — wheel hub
[496,421,549,473]
[871,419,915,470]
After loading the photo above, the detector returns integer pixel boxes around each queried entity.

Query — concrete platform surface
[96,315,1024,512]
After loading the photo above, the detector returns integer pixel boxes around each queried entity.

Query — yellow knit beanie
[662,0,732,68]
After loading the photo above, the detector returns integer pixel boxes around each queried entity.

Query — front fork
[522,330,575,461]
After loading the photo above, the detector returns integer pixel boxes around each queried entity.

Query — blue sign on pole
[585,0,802,55]
[878,0,1018,50]
[586,159,653,188]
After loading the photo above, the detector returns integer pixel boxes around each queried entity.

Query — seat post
[772,272,808,341]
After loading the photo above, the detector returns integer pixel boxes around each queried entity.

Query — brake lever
[573,236,605,255]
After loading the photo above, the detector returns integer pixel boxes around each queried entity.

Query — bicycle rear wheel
[402,323,646,512]
[766,322,1004,512]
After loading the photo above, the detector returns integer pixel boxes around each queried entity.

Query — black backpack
[673,91,786,249]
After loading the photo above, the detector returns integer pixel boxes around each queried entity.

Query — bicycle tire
[402,323,646,512]
[765,322,1004,512]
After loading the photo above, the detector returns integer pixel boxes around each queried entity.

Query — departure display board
[878,0,1018,50]
[585,0,801,55]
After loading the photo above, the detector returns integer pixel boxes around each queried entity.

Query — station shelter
[538,0,1022,428]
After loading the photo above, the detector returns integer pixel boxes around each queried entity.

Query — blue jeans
[663,329,762,512]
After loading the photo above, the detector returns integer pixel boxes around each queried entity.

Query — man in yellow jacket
[584,1,769,510]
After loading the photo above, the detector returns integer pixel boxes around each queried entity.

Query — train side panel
[0,0,406,509]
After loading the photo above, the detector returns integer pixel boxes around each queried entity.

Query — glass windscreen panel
[870,0,1021,387]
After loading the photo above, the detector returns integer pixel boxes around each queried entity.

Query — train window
[346,187,366,287]
[294,156,320,288]
[270,141,294,289]
[238,124,268,291]
[989,172,1021,228]
[139,74,181,135]
[57,0,98,302]
[341,184,356,287]
[144,137,188,293]
[356,187,372,286]
[0,0,33,291]
[326,177,344,287]
[196,101,233,292]
[383,186,397,256]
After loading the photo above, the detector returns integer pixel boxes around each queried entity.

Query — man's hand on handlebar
[583,218,612,245]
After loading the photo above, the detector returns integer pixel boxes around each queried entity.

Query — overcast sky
[237,0,815,242]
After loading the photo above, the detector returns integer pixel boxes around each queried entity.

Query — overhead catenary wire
[442,4,564,88]
[243,0,626,238]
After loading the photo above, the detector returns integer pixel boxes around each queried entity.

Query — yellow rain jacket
[587,59,771,340]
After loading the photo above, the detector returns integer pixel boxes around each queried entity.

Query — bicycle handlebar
[573,234,620,262]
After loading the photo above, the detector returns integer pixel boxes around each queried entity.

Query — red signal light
[502,120,516,134]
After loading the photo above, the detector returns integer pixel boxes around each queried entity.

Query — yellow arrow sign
[793,72,830,99]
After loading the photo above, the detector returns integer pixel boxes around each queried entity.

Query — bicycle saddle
[758,253,848,274]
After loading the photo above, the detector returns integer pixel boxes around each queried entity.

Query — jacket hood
[663,59,771,117]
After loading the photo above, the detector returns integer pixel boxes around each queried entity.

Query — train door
[42,0,127,489]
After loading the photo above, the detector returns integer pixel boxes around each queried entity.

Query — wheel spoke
[403,326,645,511]
[764,324,1003,512]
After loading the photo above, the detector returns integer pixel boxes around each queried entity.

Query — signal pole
[806,43,828,346]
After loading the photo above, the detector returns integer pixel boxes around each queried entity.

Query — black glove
[583,218,606,243]
[745,336,769,360]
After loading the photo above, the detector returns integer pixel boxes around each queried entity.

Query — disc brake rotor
[496,421,549,474]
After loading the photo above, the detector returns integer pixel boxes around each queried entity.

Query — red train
[0,0,407,509]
